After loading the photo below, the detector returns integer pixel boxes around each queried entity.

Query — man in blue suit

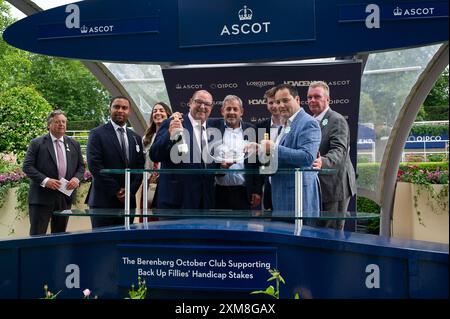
[86,96,145,228]
[261,84,321,218]
[150,90,218,209]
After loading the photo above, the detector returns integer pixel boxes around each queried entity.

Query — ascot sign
[3,0,448,63]
[220,6,271,36]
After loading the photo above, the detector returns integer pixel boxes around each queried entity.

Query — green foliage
[126,276,148,299]
[397,165,448,225]
[423,68,449,110]
[67,120,101,131]
[41,284,61,299]
[28,55,109,123]
[251,269,285,299]
[356,163,380,190]
[422,105,449,121]
[0,86,52,158]
[357,162,449,191]
[15,180,29,217]
[410,124,448,137]
[357,196,380,234]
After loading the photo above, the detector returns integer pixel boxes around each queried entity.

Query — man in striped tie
[23,110,85,235]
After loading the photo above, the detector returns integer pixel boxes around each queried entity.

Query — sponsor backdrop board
[163,61,361,224]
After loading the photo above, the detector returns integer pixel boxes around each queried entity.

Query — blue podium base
[0,219,448,299]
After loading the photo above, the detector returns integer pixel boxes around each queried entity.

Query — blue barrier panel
[0,219,447,299]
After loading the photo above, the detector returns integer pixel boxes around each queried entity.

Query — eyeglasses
[193,99,213,107]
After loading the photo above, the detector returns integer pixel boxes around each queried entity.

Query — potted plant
[393,165,448,243]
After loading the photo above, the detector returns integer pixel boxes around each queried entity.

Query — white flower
[83,288,91,297]
[322,119,328,126]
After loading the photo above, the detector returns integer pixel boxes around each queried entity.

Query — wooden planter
[393,182,449,244]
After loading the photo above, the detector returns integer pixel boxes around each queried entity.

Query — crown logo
[393,6,403,16]
[238,5,253,21]
[80,25,88,34]
[176,84,182,89]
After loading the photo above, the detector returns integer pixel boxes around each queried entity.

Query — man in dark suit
[208,95,262,210]
[23,110,85,235]
[308,81,357,230]
[86,96,145,228]
[150,90,218,209]
[256,87,283,211]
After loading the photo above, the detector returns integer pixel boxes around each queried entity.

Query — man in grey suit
[23,110,85,235]
[308,81,356,230]
[260,84,321,219]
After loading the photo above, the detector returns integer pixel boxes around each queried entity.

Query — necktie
[55,139,66,179]
[201,126,207,167]
[118,127,129,167]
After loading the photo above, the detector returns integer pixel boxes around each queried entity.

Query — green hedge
[0,86,52,159]
[410,124,448,136]
[357,196,380,235]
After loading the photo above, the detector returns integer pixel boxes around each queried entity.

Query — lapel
[320,109,332,136]
[281,109,305,146]
[106,122,127,164]
[183,114,199,155]
[126,129,137,164]
[45,134,58,167]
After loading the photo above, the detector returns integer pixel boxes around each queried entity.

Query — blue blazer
[271,108,322,216]
[86,122,145,208]
[150,114,218,209]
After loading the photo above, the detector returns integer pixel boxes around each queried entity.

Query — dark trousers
[89,207,135,229]
[28,194,70,235]
[215,185,250,210]
[316,197,351,230]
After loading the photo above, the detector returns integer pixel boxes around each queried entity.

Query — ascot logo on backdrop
[392,5,436,17]
[65,4,115,36]
[220,5,271,36]
[176,83,204,90]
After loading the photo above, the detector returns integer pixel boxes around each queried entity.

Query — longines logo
[246,81,275,88]
[220,5,271,36]
[175,84,204,90]
[210,83,238,89]
[65,4,115,35]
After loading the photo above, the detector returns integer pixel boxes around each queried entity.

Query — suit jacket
[86,122,145,208]
[150,114,218,209]
[318,109,356,203]
[207,118,262,199]
[22,134,85,206]
[271,108,321,216]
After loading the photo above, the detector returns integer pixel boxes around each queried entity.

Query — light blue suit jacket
[271,108,321,216]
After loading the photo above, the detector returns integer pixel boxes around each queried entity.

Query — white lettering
[220,25,231,36]
[220,22,271,36]
[365,4,380,29]
[365,264,380,289]
[65,264,80,289]
[65,4,80,29]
